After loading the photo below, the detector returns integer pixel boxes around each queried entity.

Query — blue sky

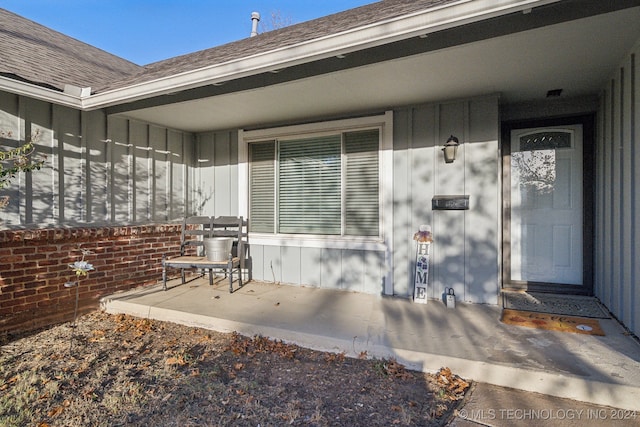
[3,1,375,65]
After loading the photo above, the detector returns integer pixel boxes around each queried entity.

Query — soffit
[97,0,457,92]
[115,6,640,132]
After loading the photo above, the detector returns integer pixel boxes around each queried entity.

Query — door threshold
[502,284,591,296]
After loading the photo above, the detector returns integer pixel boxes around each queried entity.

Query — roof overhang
[1,0,561,110]
[2,0,640,133]
[84,0,563,110]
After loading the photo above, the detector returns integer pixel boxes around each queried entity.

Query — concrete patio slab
[449,383,639,426]
[101,279,640,412]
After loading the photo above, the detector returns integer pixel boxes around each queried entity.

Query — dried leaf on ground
[436,367,470,400]
[0,311,470,426]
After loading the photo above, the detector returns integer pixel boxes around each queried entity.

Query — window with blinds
[344,130,379,236]
[248,128,380,237]
[249,142,275,233]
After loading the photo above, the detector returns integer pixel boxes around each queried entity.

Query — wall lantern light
[442,135,460,164]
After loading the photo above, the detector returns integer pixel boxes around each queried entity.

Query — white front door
[509,125,583,285]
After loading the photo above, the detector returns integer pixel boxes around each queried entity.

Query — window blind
[279,136,341,234]
[248,127,380,237]
[249,142,275,233]
[344,130,379,236]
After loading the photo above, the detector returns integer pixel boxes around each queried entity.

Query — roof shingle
[0,8,141,92]
[1,0,454,94]
[96,0,453,92]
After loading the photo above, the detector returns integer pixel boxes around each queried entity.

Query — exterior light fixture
[442,135,460,163]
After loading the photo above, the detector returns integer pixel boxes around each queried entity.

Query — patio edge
[101,296,640,411]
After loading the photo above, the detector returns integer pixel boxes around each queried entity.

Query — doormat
[502,291,610,318]
[501,309,605,336]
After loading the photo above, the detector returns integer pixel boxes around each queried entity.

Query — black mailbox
[432,195,470,210]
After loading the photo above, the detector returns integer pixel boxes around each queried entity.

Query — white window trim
[238,111,393,253]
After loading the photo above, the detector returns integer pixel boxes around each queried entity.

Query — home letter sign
[413,242,430,304]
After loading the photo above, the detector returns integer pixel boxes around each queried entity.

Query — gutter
[0,76,84,109]
[2,0,560,111]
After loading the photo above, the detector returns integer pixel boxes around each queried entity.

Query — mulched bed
[0,311,470,426]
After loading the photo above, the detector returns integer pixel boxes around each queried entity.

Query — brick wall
[0,224,182,337]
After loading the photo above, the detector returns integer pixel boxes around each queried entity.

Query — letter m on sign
[417,270,428,284]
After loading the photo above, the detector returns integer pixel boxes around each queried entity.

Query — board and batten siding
[597,40,640,336]
[393,96,500,303]
[232,97,499,299]
[246,244,385,294]
[194,130,239,218]
[0,91,195,227]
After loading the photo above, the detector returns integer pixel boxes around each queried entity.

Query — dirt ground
[0,311,470,426]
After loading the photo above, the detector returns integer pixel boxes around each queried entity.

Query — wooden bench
[162,216,247,293]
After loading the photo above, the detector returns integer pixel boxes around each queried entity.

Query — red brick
[79,278,97,287]
[10,296,25,306]
[97,240,116,246]
[14,289,37,298]
[25,294,46,304]
[1,223,179,334]
[0,306,15,316]
[2,270,25,281]
[13,247,36,255]
[0,255,25,263]
[24,281,46,290]
[35,272,60,281]
[11,262,34,271]
[60,243,80,252]
[37,299,57,308]
[47,264,68,273]
[1,283,20,292]
[18,302,38,311]
[37,286,54,294]
[48,290,70,299]
[37,258,61,267]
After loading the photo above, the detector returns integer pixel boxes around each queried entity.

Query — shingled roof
[1,0,458,95]
[0,8,141,92]
[96,0,453,93]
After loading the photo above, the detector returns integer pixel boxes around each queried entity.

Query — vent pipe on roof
[250,12,260,37]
